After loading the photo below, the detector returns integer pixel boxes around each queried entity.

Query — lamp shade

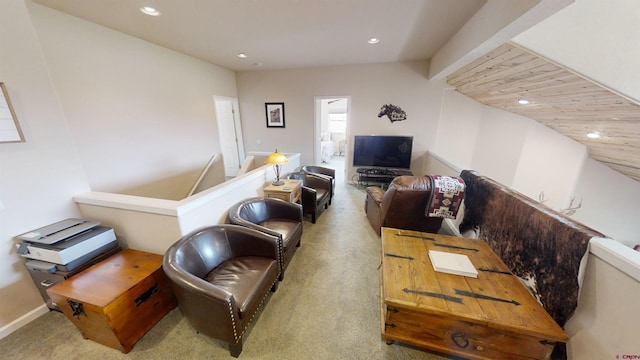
[265,149,288,186]
[265,150,288,165]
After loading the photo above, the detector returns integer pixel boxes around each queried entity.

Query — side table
[263,179,302,203]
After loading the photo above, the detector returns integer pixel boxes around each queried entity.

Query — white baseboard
[0,304,49,340]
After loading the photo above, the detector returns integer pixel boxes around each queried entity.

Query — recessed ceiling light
[368,38,379,44]
[253,62,263,67]
[237,53,248,59]
[517,98,531,105]
[587,132,602,139]
[140,6,161,16]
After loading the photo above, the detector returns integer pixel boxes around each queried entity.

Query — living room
[1,0,640,359]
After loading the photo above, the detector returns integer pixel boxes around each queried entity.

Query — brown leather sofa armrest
[365,187,385,235]
[365,186,386,205]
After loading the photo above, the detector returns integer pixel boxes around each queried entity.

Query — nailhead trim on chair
[231,276,280,343]
[278,237,284,274]
[224,232,283,345]
[245,277,278,334]
[227,300,238,341]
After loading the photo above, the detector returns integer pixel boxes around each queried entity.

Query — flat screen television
[352,135,413,169]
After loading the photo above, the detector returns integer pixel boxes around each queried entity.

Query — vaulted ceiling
[447,42,640,182]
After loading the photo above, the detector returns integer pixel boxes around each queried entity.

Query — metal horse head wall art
[378,104,407,123]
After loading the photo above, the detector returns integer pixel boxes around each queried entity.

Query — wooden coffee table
[380,227,567,360]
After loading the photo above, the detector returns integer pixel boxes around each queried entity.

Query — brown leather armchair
[228,197,303,279]
[284,171,331,223]
[162,225,281,357]
[365,175,444,235]
[301,165,335,204]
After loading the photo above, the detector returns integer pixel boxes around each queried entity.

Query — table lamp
[265,149,288,185]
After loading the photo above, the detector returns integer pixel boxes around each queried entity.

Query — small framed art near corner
[265,102,285,128]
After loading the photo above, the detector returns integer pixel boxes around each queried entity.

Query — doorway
[214,96,245,178]
[314,96,350,183]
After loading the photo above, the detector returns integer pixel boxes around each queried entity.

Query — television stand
[356,168,413,189]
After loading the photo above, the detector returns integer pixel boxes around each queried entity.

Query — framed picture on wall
[265,102,285,128]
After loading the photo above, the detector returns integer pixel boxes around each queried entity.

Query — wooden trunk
[47,249,177,353]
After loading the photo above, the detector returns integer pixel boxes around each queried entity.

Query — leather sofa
[365,175,444,235]
[284,171,331,223]
[228,197,303,279]
[162,224,281,357]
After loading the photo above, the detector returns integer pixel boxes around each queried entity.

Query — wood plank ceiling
[446,42,640,183]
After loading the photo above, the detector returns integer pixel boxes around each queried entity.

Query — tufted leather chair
[301,165,335,204]
[162,225,281,357]
[364,176,444,235]
[284,171,331,223]
[228,197,303,279]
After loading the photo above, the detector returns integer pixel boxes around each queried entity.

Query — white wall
[436,88,531,186]
[28,3,238,193]
[434,87,482,168]
[0,0,88,331]
[571,158,640,246]
[239,60,640,239]
[445,90,640,239]
[565,240,640,359]
[429,0,573,79]
[470,106,532,187]
[75,153,301,255]
[513,0,640,102]
[436,41,640,360]
[511,0,640,247]
[236,62,445,182]
[435,85,640,360]
[1,0,242,334]
[513,120,587,211]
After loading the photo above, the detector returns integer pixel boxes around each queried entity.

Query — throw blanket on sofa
[425,175,465,219]
[458,170,604,359]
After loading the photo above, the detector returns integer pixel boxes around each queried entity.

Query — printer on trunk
[16,218,120,310]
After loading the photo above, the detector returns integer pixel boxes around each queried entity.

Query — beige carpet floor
[0,157,450,360]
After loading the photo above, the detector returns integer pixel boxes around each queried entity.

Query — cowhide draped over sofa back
[458,170,604,328]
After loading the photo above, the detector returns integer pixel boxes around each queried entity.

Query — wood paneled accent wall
[447,42,640,182]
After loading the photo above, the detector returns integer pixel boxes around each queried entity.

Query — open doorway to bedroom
[314,96,350,184]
